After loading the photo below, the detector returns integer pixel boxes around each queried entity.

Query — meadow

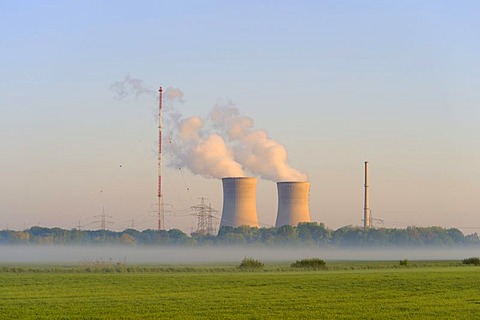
[1,262,480,319]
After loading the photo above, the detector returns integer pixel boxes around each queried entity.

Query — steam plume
[172,117,245,179]
[208,105,307,181]
[164,87,185,103]
[110,76,306,181]
[169,102,307,182]
[110,74,156,100]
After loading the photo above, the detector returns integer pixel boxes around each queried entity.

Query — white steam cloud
[110,76,307,182]
[169,102,307,182]
[176,117,245,178]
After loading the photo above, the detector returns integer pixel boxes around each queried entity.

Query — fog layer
[1,246,479,264]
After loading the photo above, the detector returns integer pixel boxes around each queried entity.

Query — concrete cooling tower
[275,181,310,228]
[220,177,259,228]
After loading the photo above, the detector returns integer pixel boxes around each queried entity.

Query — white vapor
[175,116,245,178]
[208,105,307,181]
[110,75,183,103]
[110,74,156,100]
[164,87,185,103]
[110,76,306,181]
[169,102,307,182]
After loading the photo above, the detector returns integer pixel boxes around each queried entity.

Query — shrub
[79,259,127,273]
[399,259,409,266]
[462,257,480,266]
[238,257,264,271]
[290,258,327,270]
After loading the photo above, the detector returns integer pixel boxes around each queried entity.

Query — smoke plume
[168,102,307,182]
[175,116,245,178]
[164,87,185,103]
[110,75,306,181]
[110,76,185,128]
[110,74,156,100]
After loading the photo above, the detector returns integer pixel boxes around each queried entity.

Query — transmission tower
[158,87,164,230]
[191,198,218,235]
[93,207,114,230]
[76,219,84,231]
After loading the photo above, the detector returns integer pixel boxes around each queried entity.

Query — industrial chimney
[363,161,371,229]
[275,181,310,228]
[220,177,259,228]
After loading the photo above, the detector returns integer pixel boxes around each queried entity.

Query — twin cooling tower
[219,177,310,228]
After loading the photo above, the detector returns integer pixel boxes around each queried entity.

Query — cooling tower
[275,181,310,228]
[220,177,259,228]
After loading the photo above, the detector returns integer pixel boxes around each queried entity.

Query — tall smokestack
[363,161,371,229]
[275,181,310,228]
[220,177,258,228]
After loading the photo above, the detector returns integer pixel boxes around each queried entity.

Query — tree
[447,228,465,245]
[276,225,298,245]
[297,222,332,245]
[9,231,30,244]
[222,233,246,245]
[120,233,136,246]
[167,229,189,245]
[260,227,277,245]
[332,226,366,247]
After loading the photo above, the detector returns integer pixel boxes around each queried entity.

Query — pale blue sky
[1,1,479,232]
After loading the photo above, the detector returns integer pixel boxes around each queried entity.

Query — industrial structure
[158,87,164,230]
[275,181,310,227]
[155,85,314,231]
[363,161,371,229]
[220,177,259,228]
[191,197,218,235]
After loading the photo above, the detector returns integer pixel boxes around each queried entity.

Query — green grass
[1,264,480,319]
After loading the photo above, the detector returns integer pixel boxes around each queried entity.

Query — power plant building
[275,181,310,227]
[220,177,259,228]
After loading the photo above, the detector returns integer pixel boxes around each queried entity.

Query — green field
[1,263,480,319]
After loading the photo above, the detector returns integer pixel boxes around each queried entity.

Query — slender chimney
[363,161,371,229]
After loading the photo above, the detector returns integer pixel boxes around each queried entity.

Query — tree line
[1,223,479,247]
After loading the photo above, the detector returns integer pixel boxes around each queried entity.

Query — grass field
[1,263,480,319]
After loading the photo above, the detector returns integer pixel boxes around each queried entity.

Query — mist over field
[1,245,480,264]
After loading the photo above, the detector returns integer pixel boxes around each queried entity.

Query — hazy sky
[1,1,479,233]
